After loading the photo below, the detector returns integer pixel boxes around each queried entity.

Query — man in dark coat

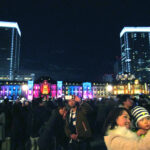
[65,96,93,150]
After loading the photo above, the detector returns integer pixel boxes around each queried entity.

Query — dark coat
[38,109,67,150]
[29,106,44,137]
[3,102,12,137]
[65,102,93,140]
[0,112,5,141]
[11,104,27,141]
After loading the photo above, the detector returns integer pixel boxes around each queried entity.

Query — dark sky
[1,0,150,81]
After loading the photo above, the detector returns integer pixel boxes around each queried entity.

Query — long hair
[102,107,130,135]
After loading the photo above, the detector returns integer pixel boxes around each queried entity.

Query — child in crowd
[131,106,150,137]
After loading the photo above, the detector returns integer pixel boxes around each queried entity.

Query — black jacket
[38,109,67,150]
[65,102,93,140]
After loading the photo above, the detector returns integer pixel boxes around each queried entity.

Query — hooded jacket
[104,126,150,150]
[65,102,93,140]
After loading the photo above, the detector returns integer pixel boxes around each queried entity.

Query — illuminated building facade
[57,81,63,98]
[63,82,82,98]
[51,84,57,99]
[113,80,149,95]
[27,80,34,101]
[0,80,149,101]
[120,27,150,83]
[0,21,21,80]
[33,84,40,98]
[83,82,92,99]
[64,85,82,98]
[92,83,107,98]
[40,80,50,95]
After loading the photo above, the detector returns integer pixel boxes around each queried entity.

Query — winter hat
[131,106,150,127]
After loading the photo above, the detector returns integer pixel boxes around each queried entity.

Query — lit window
[134,33,137,37]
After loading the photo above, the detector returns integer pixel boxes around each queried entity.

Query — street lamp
[106,85,113,92]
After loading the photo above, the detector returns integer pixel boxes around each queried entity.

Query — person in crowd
[118,94,134,110]
[11,102,27,150]
[131,106,150,137]
[2,98,12,150]
[29,99,43,150]
[65,95,93,150]
[42,95,47,101]
[38,103,67,150]
[138,95,150,112]
[103,107,150,150]
[90,98,116,150]
[38,98,53,123]
[0,104,5,149]
[96,98,117,135]
[22,100,32,150]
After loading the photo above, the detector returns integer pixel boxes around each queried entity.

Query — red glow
[40,80,50,95]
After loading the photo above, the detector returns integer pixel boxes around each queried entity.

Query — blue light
[27,81,34,101]
[57,81,63,98]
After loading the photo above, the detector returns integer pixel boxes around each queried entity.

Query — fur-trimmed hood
[104,126,150,150]
[106,126,139,140]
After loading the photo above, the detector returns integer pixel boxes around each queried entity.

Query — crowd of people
[0,94,150,150]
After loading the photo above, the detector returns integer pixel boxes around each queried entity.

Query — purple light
[33,84,40,98]
[51,84,57,98]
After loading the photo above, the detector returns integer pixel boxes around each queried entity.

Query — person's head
[66,95,77,108]
[68,99,76,108]
[131,106,150,130]
[103,108,131,135]
[25,101,29,106]
[58,105,67,116]
[57,103,67,119]
[37,98,45,107]
[43,96,47,101]
[119,95,133,109]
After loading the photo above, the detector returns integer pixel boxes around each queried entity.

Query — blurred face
[116,111,131,129]
[43,96,47,101]
[137,116,150,130]
[123,98,133,109]
[59,107,66,116]
[68,99,76,108]
[39,102,44,107]
[25,101,29,106]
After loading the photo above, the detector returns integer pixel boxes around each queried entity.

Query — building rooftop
[0,21,21,36]
[120,27,150,37]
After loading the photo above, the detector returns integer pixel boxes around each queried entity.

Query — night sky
[1,0,150,81]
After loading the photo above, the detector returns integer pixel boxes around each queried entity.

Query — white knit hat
[131,106,150,127]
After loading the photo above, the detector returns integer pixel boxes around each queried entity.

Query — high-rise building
[120,27,150,83]
[0,21,21,80]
